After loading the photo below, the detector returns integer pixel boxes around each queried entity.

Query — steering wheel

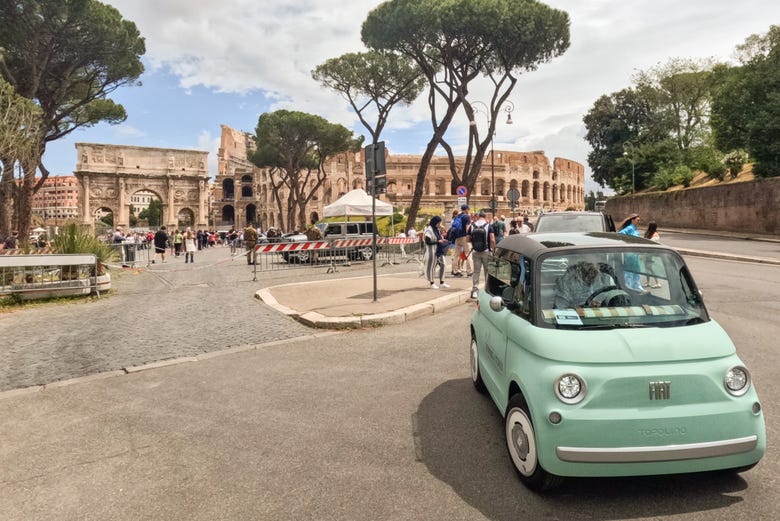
[585,285,631,307]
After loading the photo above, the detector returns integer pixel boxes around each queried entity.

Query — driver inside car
[554,261,617,309]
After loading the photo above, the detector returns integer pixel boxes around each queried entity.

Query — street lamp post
[623,141,635,194]
[471,100,514,215]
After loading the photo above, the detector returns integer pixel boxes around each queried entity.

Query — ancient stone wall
[604,177,780,235]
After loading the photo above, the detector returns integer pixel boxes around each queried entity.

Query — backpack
[449,214,464,238]
[470,222,489,252]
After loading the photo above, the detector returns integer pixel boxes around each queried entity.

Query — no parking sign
[456,185,468,197]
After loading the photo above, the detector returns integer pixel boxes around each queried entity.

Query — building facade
[28,175,80,225]
[214,125,585,232]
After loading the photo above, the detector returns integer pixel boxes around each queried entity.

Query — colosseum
[214,125,585,231]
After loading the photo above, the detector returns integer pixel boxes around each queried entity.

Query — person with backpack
[448,204,473,277]
[467,210,496,299]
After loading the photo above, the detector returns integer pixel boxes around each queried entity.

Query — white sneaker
[430,283,439,289]
[471,290,478,299]
[440,282,450,288]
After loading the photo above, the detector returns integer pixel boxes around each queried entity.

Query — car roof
[537,211,605,217]
[496,232,664,260]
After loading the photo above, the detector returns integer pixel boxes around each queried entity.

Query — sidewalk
[257,270,475,329]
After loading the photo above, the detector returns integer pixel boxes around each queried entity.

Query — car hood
[516,320,736,364]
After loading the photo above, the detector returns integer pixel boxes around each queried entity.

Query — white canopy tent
[323,189,393,217]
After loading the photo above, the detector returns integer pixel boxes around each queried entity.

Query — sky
[42,0,780,195]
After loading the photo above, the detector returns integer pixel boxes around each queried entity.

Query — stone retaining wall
[605,177,780,235]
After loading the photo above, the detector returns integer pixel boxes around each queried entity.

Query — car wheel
[357,246,373,261]
[469,335,487,394]
[296,250,311,263]
[505,394,563,492]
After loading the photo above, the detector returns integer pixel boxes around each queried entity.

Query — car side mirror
[489,295,505,312]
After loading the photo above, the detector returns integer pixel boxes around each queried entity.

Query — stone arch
[521,180,530,198]
[94,206,115,236]
[245,204,258,227]
[480,178,490,196]
[543,182,550,202]
[240,175,253,198]
[221,205,235,225]
[177,207,195,228]
[532,181,540,201]
[222,178,235,199]
[495,178,505,197]
[75,144,209,231]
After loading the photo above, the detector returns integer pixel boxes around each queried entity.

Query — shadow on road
[415,378,747,520]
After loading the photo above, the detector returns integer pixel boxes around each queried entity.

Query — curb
[255,286,473,329]
[676,248,780,266]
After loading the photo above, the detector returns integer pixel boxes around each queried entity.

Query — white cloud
[95,0,780,193]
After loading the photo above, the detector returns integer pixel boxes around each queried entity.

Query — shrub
[53,223,118,275]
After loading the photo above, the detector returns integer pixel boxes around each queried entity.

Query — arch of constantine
[214,125,585,232]
[74,143,209,230]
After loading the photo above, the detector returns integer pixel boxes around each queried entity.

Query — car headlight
[554,373,586,404]
[724,366,751,396]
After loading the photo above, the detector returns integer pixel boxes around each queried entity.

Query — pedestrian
[3,231,19,250]
[183,227,197,263]
[112,227,124,244]
[304,223,323,263]
[243,223,258,265]
[618,213,643,291]
[173,229,183,256]
[423,216,450,289]
[151,226,168,264]
[644,220,661,288]
[448,204,472,277]
[523,215,534,232]
[494,215,506,243]
[228,228,238,256]
[508,220,519,235]
[468,210,495,299]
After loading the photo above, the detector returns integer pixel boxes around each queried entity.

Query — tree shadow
[414,378,747,520]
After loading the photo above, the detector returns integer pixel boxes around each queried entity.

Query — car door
[479,257,530,398]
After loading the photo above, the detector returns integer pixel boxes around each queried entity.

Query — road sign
[456,185,468,197]
[507,188,520,202]
[457,196,468,207]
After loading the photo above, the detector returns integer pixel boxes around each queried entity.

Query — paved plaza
[0,247,439,393]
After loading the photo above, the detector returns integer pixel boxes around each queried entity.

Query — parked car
[469,232,765,491]
[281,221,379,263]
[534,211,615,233]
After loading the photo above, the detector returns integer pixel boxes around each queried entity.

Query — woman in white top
[184,227,197,263]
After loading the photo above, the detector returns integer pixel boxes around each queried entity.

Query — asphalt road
[1,239,778,520]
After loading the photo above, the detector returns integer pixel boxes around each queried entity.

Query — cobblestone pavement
[0,247,418,392]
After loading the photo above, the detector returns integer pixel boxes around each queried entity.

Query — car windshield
[537,248,709,329]
[535,214,604,233]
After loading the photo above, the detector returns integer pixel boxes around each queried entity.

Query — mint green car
[470,232,765,491]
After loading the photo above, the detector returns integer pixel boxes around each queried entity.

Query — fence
[248,237,424,278]
[107,241,152,268]
[0,254,103,299]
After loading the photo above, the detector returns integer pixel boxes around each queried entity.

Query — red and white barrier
[382,237,420,245]
[255,241,329,253]
[331,238,376,248]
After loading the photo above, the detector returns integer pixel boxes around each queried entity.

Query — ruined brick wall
[604,177,780,235]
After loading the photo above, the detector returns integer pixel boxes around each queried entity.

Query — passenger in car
[554,261,616,309]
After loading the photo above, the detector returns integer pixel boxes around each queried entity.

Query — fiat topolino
[470,232,765,491]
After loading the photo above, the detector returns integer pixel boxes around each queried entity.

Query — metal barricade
[250,237,389,279]
[0,254,101,299]
[108,241,151,268]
